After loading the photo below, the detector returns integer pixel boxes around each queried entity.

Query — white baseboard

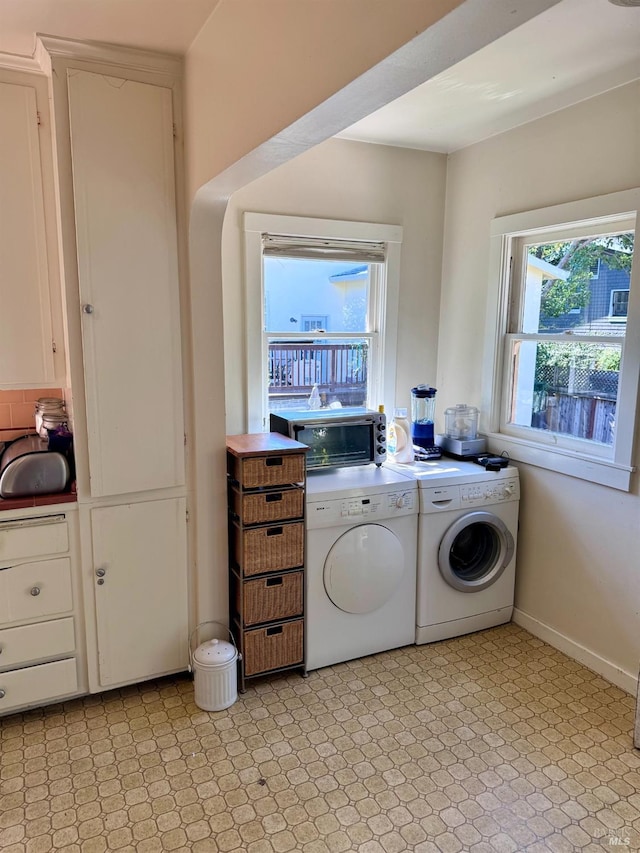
[512,608,638,696]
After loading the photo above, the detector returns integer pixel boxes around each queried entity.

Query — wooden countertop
[226,433,309,458]
[0,484,77,512]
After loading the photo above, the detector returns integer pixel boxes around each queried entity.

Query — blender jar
[410,385,437,449]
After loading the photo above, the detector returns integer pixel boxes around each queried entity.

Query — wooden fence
[532,365,618,444]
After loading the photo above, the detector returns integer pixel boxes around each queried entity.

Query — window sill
[485,432,635,491]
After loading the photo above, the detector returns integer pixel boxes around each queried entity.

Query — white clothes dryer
[387,459,520,644]
[305,465,418,671]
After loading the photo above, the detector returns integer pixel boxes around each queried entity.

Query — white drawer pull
[30,587,41,596]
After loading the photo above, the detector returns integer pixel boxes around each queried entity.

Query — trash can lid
[193,638,237,666]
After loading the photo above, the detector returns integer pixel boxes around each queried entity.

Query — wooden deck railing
[268,342,368,396]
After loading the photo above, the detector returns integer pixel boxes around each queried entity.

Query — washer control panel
[461,478,519,504]
[422,477,520,514]
[307,489,417,529]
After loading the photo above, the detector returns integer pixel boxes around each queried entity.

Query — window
[301,315,329,332]
[482,189,640,491]
[244,214,402,431]
[610,289,629,319]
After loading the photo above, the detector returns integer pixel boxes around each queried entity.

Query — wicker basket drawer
[234,454,305,489]
[243,619,303,676]
[238,571,303,626]
[237,522,304,576]
[233,487,303,525]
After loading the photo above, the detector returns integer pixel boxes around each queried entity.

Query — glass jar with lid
[444,404,479,440]
[34,397,66,439]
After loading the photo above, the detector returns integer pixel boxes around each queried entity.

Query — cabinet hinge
[52,339,57,354]
[173,123,177,139]
[184,433,187,446]
[36,111,42,127]
[186,508,190,522]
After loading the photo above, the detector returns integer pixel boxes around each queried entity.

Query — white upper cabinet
[0,79,56,387]
[67,70,185,497]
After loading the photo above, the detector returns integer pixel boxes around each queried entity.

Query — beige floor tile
[1,625,638,851]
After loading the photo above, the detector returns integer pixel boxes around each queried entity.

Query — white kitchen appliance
[0,435,70,498]
[388,459,519,644]
[305,465,417,671]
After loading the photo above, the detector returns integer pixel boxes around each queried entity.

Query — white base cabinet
[0,510,82,716]
[88,497,188,689]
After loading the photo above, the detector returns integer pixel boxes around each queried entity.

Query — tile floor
[1,624,639,853]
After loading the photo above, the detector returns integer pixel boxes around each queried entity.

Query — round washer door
[324,524,405,614]
[438,511,514,593]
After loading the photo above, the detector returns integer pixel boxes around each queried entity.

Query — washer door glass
[324,524,405,614]
[438,511,514,593]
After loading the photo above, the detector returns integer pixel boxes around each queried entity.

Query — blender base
[435,435,487,457]
[413,445,442,461]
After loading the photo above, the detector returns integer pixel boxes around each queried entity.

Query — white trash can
[189,622,240,712]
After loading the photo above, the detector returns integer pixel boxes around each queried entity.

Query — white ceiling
[0,0,221,57]
[0,0,637,155]
[339,0,640,153]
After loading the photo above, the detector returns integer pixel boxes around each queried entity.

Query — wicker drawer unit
[235,521,304,576]
[236,571,303,626]
[227,433,308,691]
[232,487,304,526]
[242,619,304,677]
[229,452,305,490]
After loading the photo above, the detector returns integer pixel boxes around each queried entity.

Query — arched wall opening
[185,0,563,624]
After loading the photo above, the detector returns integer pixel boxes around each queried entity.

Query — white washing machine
[388,459,520,644]
[305,465,418,671]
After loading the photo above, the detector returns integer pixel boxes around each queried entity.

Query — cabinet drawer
[0,514,68,564]
[232,487,303,525]
[0,617,75,669]
[0,558,73,623]
[237,522,304,576]
[238,571,303,626]
[243,619,303,676]
[232,454,305,489]
[0,658,78,714]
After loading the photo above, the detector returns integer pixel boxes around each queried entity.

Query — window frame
[609,289,630,320]
[244,213,403,432]
[482,188,640,491]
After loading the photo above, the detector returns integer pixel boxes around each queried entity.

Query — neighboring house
[265,260,367,333]
[539,251,631,335]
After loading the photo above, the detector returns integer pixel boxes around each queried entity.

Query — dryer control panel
[307,489,417,529]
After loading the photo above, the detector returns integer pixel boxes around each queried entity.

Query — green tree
[531,233,634,317]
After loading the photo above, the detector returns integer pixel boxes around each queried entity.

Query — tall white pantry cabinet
[43,40,190,694]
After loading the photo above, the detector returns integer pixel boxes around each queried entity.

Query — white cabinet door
[0,81,55,386]
[68,70,184,497]
[90,498,188,688]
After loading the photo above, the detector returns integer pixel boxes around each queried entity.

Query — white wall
[222,138,447,435]
[182,0,561,629]
[439,81,640,689]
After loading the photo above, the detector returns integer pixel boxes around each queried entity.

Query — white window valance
[261,234,386,263]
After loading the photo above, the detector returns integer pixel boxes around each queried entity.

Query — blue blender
[411,385,442,460]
